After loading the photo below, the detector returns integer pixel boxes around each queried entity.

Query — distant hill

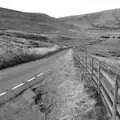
[60,9,120,31]
[0,7,79,34]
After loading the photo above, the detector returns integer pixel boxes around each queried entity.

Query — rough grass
[0,52,39,70]
[73,47,110,120]
[0,46,60,70]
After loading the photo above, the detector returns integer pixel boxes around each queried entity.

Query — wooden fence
[83,52,120,120]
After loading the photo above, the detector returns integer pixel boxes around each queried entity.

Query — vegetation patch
[0,46,61,70]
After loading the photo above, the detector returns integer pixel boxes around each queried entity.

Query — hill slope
[0,7,78,34]
[60,9,120,31]
[60,9,120,58]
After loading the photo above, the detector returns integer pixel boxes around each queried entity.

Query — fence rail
[83,52,120,120]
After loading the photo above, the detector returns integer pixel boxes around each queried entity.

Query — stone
[23,89,36,103]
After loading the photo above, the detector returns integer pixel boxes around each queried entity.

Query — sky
[0,0,120,18]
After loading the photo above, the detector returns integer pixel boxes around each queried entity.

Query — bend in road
[0,49,70,93]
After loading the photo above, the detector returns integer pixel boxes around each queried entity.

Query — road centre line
[27,77,35,82]
[12,83,24,90]
[37,73,44,77]
[0,91,7,96]
[0,73,44,97]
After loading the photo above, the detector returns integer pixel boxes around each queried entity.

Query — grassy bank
[73,47,110,120]
[0,47,62,70]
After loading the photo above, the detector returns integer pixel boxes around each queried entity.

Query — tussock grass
[0,52,39,70]
[0,46,60,70]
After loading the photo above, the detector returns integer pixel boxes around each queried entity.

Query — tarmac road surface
[0,49,69,95]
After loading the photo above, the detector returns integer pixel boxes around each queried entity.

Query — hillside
[60,9,120,31]
[0,7,79,34]
[60,9,120,58]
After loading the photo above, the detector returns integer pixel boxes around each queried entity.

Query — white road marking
[27,77,35,82]
[0,73,44,96]
[12,83,24,90]
[0,72,44,97]
[37,73,44,77]
[0,92,7,96]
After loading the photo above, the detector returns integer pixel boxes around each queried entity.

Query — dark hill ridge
[2,7,120,34]
[0,7,56,23]
[0,7,79,34]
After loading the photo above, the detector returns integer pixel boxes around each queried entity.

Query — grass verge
[0,47,65,70]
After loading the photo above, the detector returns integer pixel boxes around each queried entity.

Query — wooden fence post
[84,51,88,71]
[91,57,94,82]
[98,61,101,94]
[112,74,118,120]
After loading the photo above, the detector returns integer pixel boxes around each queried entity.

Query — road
[0,49,69,95]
